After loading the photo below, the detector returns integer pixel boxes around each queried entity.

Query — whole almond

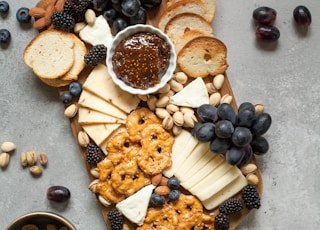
[155,185,171,195]
[78,131,90,147]
[151,174,162,186]
[29,7,46,18]
[39,152,48,166]
[0,152,10,168]
[1,141,16,153]
[159,176,169,186]
[26,151,37,166]
[29,165,42,176]
[20,152,28,167]
[54,0,66,12]
[33,17,47,30]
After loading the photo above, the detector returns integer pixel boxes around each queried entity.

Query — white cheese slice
[116,184,156,226]
[78,107,126,125]
[78,90,127,120]
[170,77,209,108]
[195,166,242,201]
[180,154,226,190]
[202,175,247,210]
[82,123,121,146]
[174,142,209,181]
[79,15,113,50]
[163,129,198,178]
[83,64,140,114]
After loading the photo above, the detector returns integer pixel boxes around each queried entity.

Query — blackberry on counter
[219,197,243,215]
[86,143,103,165]
[242,185,261,210]
[84,44,107,67]
[107,209,123,230]
[51,11,75,32]
[214,213,230,230]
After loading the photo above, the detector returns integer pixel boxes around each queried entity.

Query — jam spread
[112,32,171,90]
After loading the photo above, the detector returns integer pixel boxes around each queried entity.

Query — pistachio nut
[254,103,264,115]
[213,74,225,90]
[156,95,170,108]
[90,167,100,178]
[162,115,174,130]
[246,173,259,185]
[74,22,86,33]
[0,152,10,168]
[78,131,90,147]
[172,125,182,136]
[137,94,148,102]
[183,112,197,128]
[64,104,78,118]
[166,104,179,114]
[1,141,16,153]
[155,108,170,119]
[180,106,195,115]
[172,111,184,126]
[88,179,99,193]
[20,152,28,167]
[157,83,171,94]
[173,72,188,84]
[29,165,42,176]
[26,150,37,166]
[220,94,233,104]
[240,163,257,175]
[206,82,217,94]
[85,9,96,26]
[169,79,183,92]
[209,92,221,106]
[98,195,111,207]
[39,152,48,166]
[147,95,157,111]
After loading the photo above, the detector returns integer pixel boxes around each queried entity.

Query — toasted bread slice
[158,0,207,31]
[177,36,228,78]
[175,29,211,54]
[164,13,213,43]
[166,0,216,22]
[23,30,75,80]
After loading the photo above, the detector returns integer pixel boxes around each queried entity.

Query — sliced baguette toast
[177,36,228,78]
[164,13,213,43]
[158,0,207,31]
[23,30,75,80]
[175,29,212,54]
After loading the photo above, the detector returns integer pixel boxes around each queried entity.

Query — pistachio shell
[172,125,183,136]
[246,173,259,185]
[209,92,221,106]
[172,111,184,126]
[155,108,170,119]
[220,94,233,104]
[0,152,10,168]
[173,72,188,84]
[206,82,217,94]
[98,195,111,207]
[156,95,170,108]
[213,74,225,90]
[166,104,179,114]
[64,104,78,118]
[85,9,96,26]
[240,163,257,175]
[157,83,171,94]
[78,131,90,147]
[169,79,183,92]
[1,141,16,153]
[147,95,157,111]
[254,103,264,114]
[162,115,174,130]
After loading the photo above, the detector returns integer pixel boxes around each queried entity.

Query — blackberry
[219,197,243,215]
[214,213,230,230]
[107,209,123,230]
[86,143,103,165]
[51,11,75,32]
[64,0,91,22]
[242,185,261,210]
[84,44,107,67]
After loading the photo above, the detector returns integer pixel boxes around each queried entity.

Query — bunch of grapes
[92,0,162,34]
[192,102,272,166]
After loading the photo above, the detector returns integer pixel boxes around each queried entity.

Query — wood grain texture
[40,0,263,229]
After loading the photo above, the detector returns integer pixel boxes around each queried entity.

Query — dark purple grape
[140,0,161,9]
[197,104,218,123]
[121,0,141,17]
[238,102,255,113]
[238,145,253,166]
[293,5,311,27]
[210,137,231,153]
[215,120,234,139]
[195,122,215,142]
[112,17,128,34]
[191,122,204,137]
[251,136,269,155]
[150,193,165,206]
[236,109,256,128]
[253,6,277,25]
[256,25,280,42]
[251,113,272,136]
[226,146,246,166]
[47,186,71,203]
[92,0,108,11]
[129,6,146,25]
[231,127,252,147]
[217,103,236,124]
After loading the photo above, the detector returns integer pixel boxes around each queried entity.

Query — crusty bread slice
[164,13,213,43]
[23,30,75,79]
[175,29,211,54]
[158,0,207,31]
[59,33,87,81]
[166,0,216,22]
[177,36,228,78]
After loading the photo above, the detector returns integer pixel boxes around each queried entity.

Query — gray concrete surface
[1,0,319,229]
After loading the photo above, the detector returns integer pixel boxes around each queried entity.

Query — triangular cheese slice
[82,123,121,146]
[78,107,126,125]
[78,90,127,120]
[83,64,140,114]
[170,77,209,108]
[116,184,156,226]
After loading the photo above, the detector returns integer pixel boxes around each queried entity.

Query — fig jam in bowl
[107,24,176,95]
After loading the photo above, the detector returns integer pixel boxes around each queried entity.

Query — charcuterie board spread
[24,0,272,229]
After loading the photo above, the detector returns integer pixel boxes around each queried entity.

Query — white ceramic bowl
[106,24,176,95]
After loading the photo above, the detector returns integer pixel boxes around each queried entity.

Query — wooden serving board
[33,0,263,229]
